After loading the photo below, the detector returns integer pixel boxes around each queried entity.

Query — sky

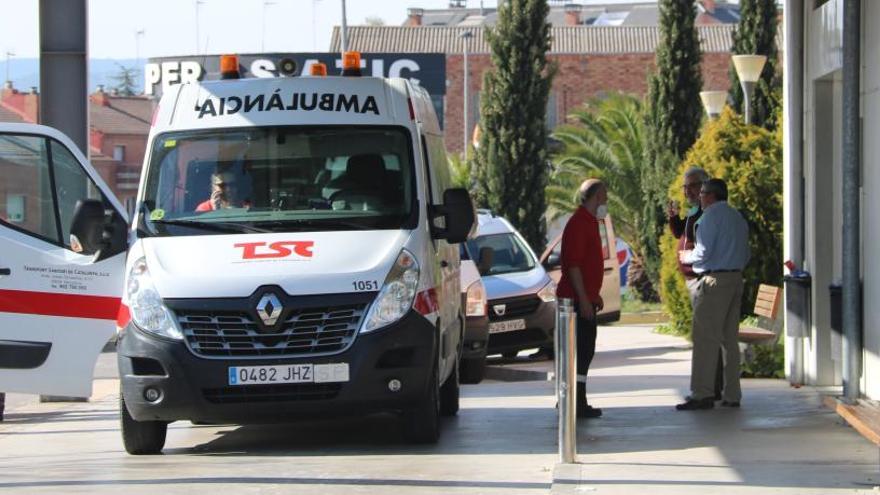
[0,0,455,60]
[0,0,663,61]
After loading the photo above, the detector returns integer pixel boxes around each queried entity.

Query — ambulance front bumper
[117,310,437,424]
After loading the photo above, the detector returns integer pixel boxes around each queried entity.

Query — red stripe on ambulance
[0,289,121,320]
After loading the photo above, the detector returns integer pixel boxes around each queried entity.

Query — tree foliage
[472,0,555,252]
[548,93,648,260]
[641,0,704,293]
[660,107,783,336]
[728,0,781,130]
[111,64,139,96]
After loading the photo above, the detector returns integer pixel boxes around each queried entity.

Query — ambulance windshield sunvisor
[140,126,417,235]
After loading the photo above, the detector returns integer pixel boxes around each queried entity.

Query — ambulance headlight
[362,249,419,333]
[126,257,183,340]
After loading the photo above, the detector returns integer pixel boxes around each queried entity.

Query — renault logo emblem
[493,304,506,317]
[256,293,283,326]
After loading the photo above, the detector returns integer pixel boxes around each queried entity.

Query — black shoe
[676,397,714,410]
[577,405,602,418]
[720,400,740,408]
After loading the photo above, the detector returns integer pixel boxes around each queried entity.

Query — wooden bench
[738,284,783,344]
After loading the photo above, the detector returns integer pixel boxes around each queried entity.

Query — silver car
[462,213,557,358]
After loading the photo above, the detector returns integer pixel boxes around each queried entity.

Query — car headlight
[362,249,420,333]
[126,257,183,340]
[465,281,487,317]
[537,280,557,303]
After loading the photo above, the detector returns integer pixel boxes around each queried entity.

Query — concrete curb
[550,463,585,494]
[484,365,552,382]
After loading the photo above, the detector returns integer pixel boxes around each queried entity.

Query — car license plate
[228,363,349,386]
[489,319,526,334]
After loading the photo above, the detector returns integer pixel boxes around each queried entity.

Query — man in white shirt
[676,178,750,410]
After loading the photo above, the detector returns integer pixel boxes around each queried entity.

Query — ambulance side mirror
[432,188,475,244]
[70,199,128,262]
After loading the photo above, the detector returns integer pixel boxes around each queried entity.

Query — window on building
[546,92,558,131]
[113,145,126,162]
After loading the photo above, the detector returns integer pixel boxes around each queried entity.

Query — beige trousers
[690,272,744,402]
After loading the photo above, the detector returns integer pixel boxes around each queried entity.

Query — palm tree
[548,93,649,262]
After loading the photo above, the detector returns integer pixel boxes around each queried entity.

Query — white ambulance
[0,54,475,453]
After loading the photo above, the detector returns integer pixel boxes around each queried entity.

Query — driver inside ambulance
[195,170,247,211]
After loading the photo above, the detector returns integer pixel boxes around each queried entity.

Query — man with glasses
[196,170,246,211]
[676,178,750,410]
[668,167,723,401]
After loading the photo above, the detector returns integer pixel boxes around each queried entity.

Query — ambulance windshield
[141,126,417,235]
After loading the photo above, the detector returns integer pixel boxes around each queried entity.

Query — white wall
[860,0,880,399]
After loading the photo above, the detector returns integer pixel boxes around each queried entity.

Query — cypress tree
[473,0,555,252]
[728,0,780,130]
[640,0,704,294]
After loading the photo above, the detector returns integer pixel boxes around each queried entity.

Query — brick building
[330,1,762,153]
[0,82,152,207]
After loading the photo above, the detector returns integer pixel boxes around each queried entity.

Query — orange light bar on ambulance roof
[219,54,240,80]
[309,62,328,77]
[341,51,362,77]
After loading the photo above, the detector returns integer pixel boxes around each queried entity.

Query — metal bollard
[555,298,577,463]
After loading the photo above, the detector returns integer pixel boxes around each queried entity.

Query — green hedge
[659,107,783,337]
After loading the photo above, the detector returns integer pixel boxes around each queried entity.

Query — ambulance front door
[0,124,127,397]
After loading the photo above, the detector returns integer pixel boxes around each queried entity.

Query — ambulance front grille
[178,304,367,358]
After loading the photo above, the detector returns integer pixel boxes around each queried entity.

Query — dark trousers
[0,392,5,419]
[575,310,598,405]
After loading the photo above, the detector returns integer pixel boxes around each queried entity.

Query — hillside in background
[0,58,145,94]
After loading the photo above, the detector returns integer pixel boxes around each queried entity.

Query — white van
[0,57,475,453]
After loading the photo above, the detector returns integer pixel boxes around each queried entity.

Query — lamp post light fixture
[699,90,727,120]
[460,30,474,162]
[732,54,767,124]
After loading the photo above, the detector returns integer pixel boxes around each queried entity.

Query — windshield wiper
[153,219,272,234]
[253,218,373,231]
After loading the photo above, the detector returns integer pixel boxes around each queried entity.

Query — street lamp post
[195,0,205,54]
[261,1,277,52]
[460,31,473,162]
[4,51,14,84]
[699,90,727,120]
[340,0,349,53]
[732,54,767,125]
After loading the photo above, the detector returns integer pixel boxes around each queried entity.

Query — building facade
[331,24,741,153]
[783,0,877,400]
[0,82,152,209]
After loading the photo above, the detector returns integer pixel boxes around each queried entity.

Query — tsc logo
[234,241,314,260]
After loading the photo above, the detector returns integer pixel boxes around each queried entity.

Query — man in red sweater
[557,179,608,418]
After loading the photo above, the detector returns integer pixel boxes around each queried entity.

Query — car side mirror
[432,188,475,244]
[543,253,560,269]
[70,199,127,262]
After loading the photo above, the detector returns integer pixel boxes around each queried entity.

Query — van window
[466,233,536,276]
[142,126,417,235]
[423,134,450,205]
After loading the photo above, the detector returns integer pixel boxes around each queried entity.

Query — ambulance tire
[403,360,440,444]
[120,392,167,455]
[460,356,485,384]
[439,360,460,417]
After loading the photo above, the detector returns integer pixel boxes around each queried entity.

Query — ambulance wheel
[120,392,167,455]
[403,361,440,444]
[439,360,460,417]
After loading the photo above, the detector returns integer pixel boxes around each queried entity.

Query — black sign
[145,53,446,98]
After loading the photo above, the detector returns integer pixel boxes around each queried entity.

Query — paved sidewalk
[548,325,879,494]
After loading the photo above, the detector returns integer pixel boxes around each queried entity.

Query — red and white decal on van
[234,241,315,260]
